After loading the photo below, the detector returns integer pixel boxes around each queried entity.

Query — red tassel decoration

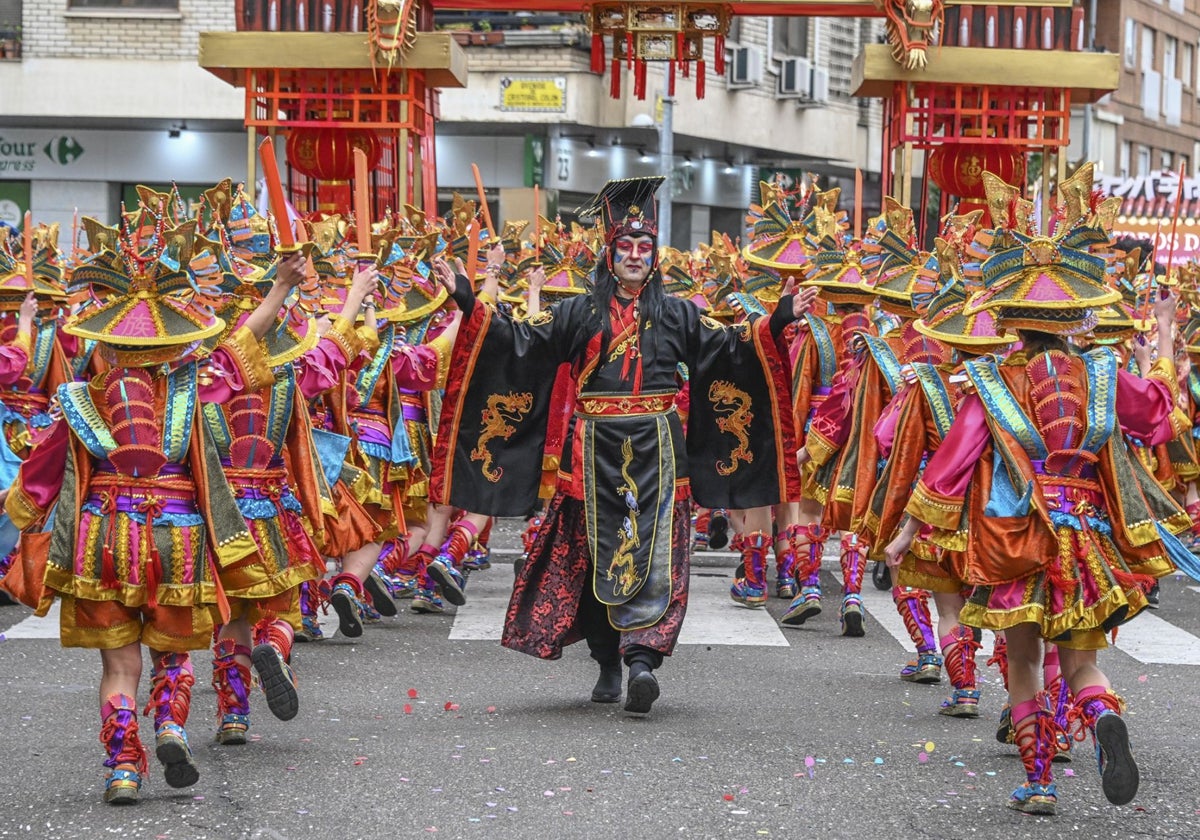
[667,60,676,96]
[682,60,690,78]
[696,59,706,98]
[626,32,634,69]
[634,59,648,100]
[611,56,621,98]
[676,32,685,61]
[591,33,604,74]
[715,35,725,75]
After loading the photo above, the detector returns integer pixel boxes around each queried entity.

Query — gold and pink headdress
[65,217,225,367]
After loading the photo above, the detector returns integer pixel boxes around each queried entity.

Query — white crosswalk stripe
[448,567,789,646]
[5,561,1199,666]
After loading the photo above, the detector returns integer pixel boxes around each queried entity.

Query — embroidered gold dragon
[709,380,754,476]
[470,391,533,482]
[606,437,641,598]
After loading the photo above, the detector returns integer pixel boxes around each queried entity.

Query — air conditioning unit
[809,67,830,104]
[727,46,763,89]
[776,57,812,99]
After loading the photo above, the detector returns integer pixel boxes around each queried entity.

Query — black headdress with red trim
[578,177,665,245]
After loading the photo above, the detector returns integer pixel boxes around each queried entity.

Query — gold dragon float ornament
[588,3,733,99]
[874,0,944,70]
[369,0,419,69]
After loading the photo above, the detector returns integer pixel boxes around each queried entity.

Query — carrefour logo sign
[0,135,85,173]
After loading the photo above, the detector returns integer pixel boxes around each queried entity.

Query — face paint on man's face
[614,236,655,264]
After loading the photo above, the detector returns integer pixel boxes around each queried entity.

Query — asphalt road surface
[2,518,1198,840]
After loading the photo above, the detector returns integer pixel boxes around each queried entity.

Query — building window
[68,1,178,8]
[1142,26,1155,72]
[772,17,809,57]
[1137,145,1151,176]
[1124,19,1137,68]
[1166,35,1178,79]
[1162,150,1174,170]
[1184,43,1194,87]
[1120,141,1132,178]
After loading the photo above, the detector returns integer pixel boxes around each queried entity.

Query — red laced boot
[1008,696,1059,815]
[145,652,198,789]
[730,531,770,607]
[100,693,148,805]
[1069,686,1138,806]
[938,625,981,717]
[780,524,827,625]
[251,617,299,721]
[212,638,252,745]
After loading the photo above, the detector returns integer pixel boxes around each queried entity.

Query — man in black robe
[430,178,814,715]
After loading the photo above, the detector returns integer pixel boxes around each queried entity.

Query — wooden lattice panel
[243,68,429,131]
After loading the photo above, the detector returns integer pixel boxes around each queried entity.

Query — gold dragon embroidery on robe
[709,380,754,476]
[470,391,533,482]
[606,437,641,598]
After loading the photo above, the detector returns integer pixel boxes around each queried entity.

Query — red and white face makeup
[611,234,655,288]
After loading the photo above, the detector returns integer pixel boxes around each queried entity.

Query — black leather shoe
[591,663,622,703]
[624,669,660,714]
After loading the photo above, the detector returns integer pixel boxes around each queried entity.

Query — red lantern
[927,143,1025,225]
[285,127,381,182]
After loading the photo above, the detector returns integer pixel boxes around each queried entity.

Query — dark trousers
[579,566,663,671]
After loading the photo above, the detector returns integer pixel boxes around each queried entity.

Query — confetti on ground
[843,758,854,764]
[723,794,735,802]
[874,757,884,765]
[918,752,929,764]
[1064,768,1075,777]
[487,706,497,713]
[924,741,936,752]
[408,688,419,699]
[1138,675,1148,683]
[404,704,413,714]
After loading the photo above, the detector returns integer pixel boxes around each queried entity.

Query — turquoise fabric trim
[863,335,902,396]
[235,492,303,520]
[80,502,204,528]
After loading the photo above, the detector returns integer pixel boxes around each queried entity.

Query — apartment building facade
[0,2,883,248]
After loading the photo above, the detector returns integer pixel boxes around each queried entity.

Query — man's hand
[792,286,819,320]
[1153,286,1180,325]
[1132,333,1153,374]
[17,292,36,331]
[275,252,307,290]
[883,517,921,570]
[528,265,547,292]
[486,242,506,272]
[349,265,379,301]
[431,256,456,293]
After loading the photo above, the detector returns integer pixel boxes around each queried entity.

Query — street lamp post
[659,92,674,248]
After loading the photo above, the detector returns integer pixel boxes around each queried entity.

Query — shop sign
[500,77,567,113]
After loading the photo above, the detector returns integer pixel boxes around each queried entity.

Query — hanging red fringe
[611,56,621,98]
[667,60,676,96]
[591,33,604,74]
[682,59,690,78]
[696,59,706,98]
[634,59,648,100]
[715,35,725,75]
[626,32,634,69]
[676,31,685,61]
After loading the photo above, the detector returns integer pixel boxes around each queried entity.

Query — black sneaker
[1145,583,1160,610]
[707,511,730,551]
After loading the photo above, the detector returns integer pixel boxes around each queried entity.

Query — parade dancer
[886,167,1190,815]
[4,217,267,804]
[432,177,809,714]
[869,237,1016,712]
[202,244,378,744]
